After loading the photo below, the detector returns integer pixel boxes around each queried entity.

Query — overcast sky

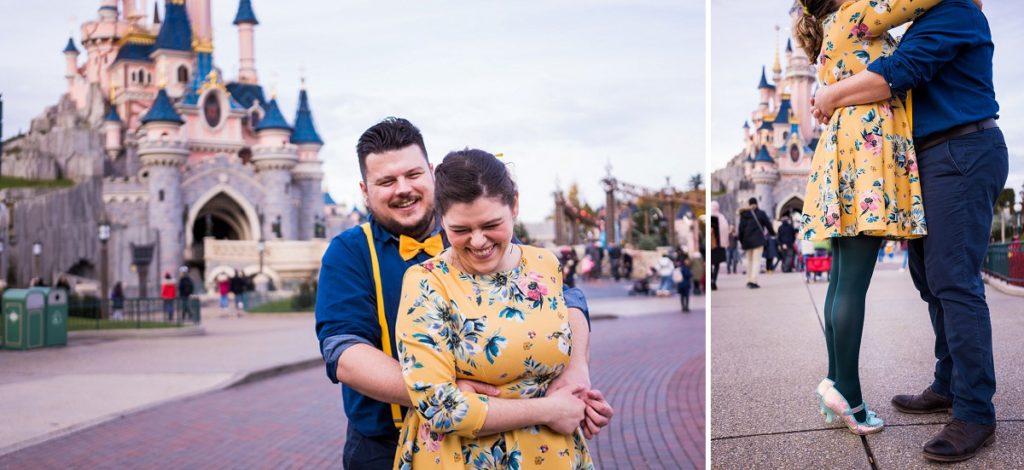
[0,0,704,223]
[709,0,1024,197]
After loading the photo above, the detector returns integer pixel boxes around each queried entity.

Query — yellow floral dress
[801,0,938,241]
[394,245,593,469]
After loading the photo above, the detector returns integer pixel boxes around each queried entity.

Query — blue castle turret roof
[63,37,79,54]
[141,89,184,124]
[290,89,323,145]
[254,98,292,131]
[233,0,259,25]
[105,105,121,123]
[154,1,193,52]
[773,98,793,124]
[742,121,750,129]
[786,38,793,53]
[323,192,336,205]
[758,66,775,89]
[754,145,775,163]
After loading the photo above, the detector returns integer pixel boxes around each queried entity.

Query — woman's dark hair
[355,117,428,180]
[433,148,517,214]
[793,0,840,60]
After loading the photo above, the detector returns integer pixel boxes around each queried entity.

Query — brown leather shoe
[891,387,953,414]
[923,419,996,462]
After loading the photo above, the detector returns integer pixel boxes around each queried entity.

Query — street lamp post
[32,241,42,283]
[99,220,111,318]
[257,239,265,275]
[1001,201,1010,243]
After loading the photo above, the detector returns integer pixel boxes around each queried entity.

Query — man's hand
[581,389,614,439]
[456,379,501,398]
[972,0,982,10]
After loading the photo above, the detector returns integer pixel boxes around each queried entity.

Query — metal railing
[67,297,202,330]
[983,242,1024,287]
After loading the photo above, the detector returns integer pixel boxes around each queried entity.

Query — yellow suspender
[361,223,404,428]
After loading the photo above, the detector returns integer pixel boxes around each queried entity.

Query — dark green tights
[822,235,882,422]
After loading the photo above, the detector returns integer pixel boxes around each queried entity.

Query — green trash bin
[44,288,68,347]
[3,288,46,350]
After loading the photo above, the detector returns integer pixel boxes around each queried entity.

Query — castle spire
[235,0,260,84]
[141,88,184,124]
[291,86,323,145]
[153,0,161,24]
[255,98,292,132]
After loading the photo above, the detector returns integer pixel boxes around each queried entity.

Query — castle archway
[185,185,261,248]
[777,196,805,221]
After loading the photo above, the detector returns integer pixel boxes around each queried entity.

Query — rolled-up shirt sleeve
[315,233,381,384]
[561,286,591,329]
[396,265,489,438]
[866,1,981,95]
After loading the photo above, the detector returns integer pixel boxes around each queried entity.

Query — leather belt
[917,118,998,151]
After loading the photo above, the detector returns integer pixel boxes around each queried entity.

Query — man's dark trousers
[908,127,1008,425]
[343,425,399,469]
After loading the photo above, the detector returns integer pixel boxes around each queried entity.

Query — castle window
[177,66,189,84]
[159,189,165,202]
[131,71,138,83]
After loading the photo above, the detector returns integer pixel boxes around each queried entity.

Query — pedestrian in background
[709,201,729,291]
[559,247,579,288]
[160,272,176,321]
[657,253,675,296]
[110,281,125,320]
[177,270,194,320]
[217,275,231,314]
[777,216,797,273]
[738,197,775,288]
[622,250,634,280]
[675,258,693,312]
[230,270,246,317]
[608,244,623,281]
[726,226,740,274]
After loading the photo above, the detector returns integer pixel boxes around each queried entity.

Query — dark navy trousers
[342,424,399,469]
[908,127,1008,425]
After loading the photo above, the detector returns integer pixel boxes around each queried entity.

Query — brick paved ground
[0,285,706,469]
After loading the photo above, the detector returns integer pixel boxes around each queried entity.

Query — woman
[797,0,936,434]
[395,149,593,469]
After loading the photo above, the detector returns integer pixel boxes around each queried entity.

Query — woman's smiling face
[442,195,519,275]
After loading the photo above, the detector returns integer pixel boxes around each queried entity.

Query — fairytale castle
[0,0,351,294]
[711,23,822,224]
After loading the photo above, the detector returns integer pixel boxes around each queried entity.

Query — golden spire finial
[772,25,782,74]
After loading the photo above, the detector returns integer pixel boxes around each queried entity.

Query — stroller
[628,267,659,296]
[805,256,831,283]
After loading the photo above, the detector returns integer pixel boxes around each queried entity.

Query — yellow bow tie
[399,234,443,261]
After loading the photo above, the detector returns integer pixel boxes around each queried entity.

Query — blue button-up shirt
[315,217,591,438]
[866,0,998,141]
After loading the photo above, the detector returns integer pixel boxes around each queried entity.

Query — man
[736,197,774,289]
[177,269,194,320]
[811,0,1006,462]
[776,217,796,273]
[315,118,613,469]
[608,243,623,281]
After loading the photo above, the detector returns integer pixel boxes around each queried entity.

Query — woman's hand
[811,87,836,125]
[543,384,587,435]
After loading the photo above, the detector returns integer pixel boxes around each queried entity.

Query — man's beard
[368,202,438,240]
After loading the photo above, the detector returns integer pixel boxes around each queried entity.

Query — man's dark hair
[355,117,428,180]
[748,197,759,206]
[434,148,517,214]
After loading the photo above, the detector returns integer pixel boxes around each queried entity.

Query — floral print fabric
[801,0,938,241]
[394,245,593,469]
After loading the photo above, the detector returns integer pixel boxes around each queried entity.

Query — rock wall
[1,94,105,181]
